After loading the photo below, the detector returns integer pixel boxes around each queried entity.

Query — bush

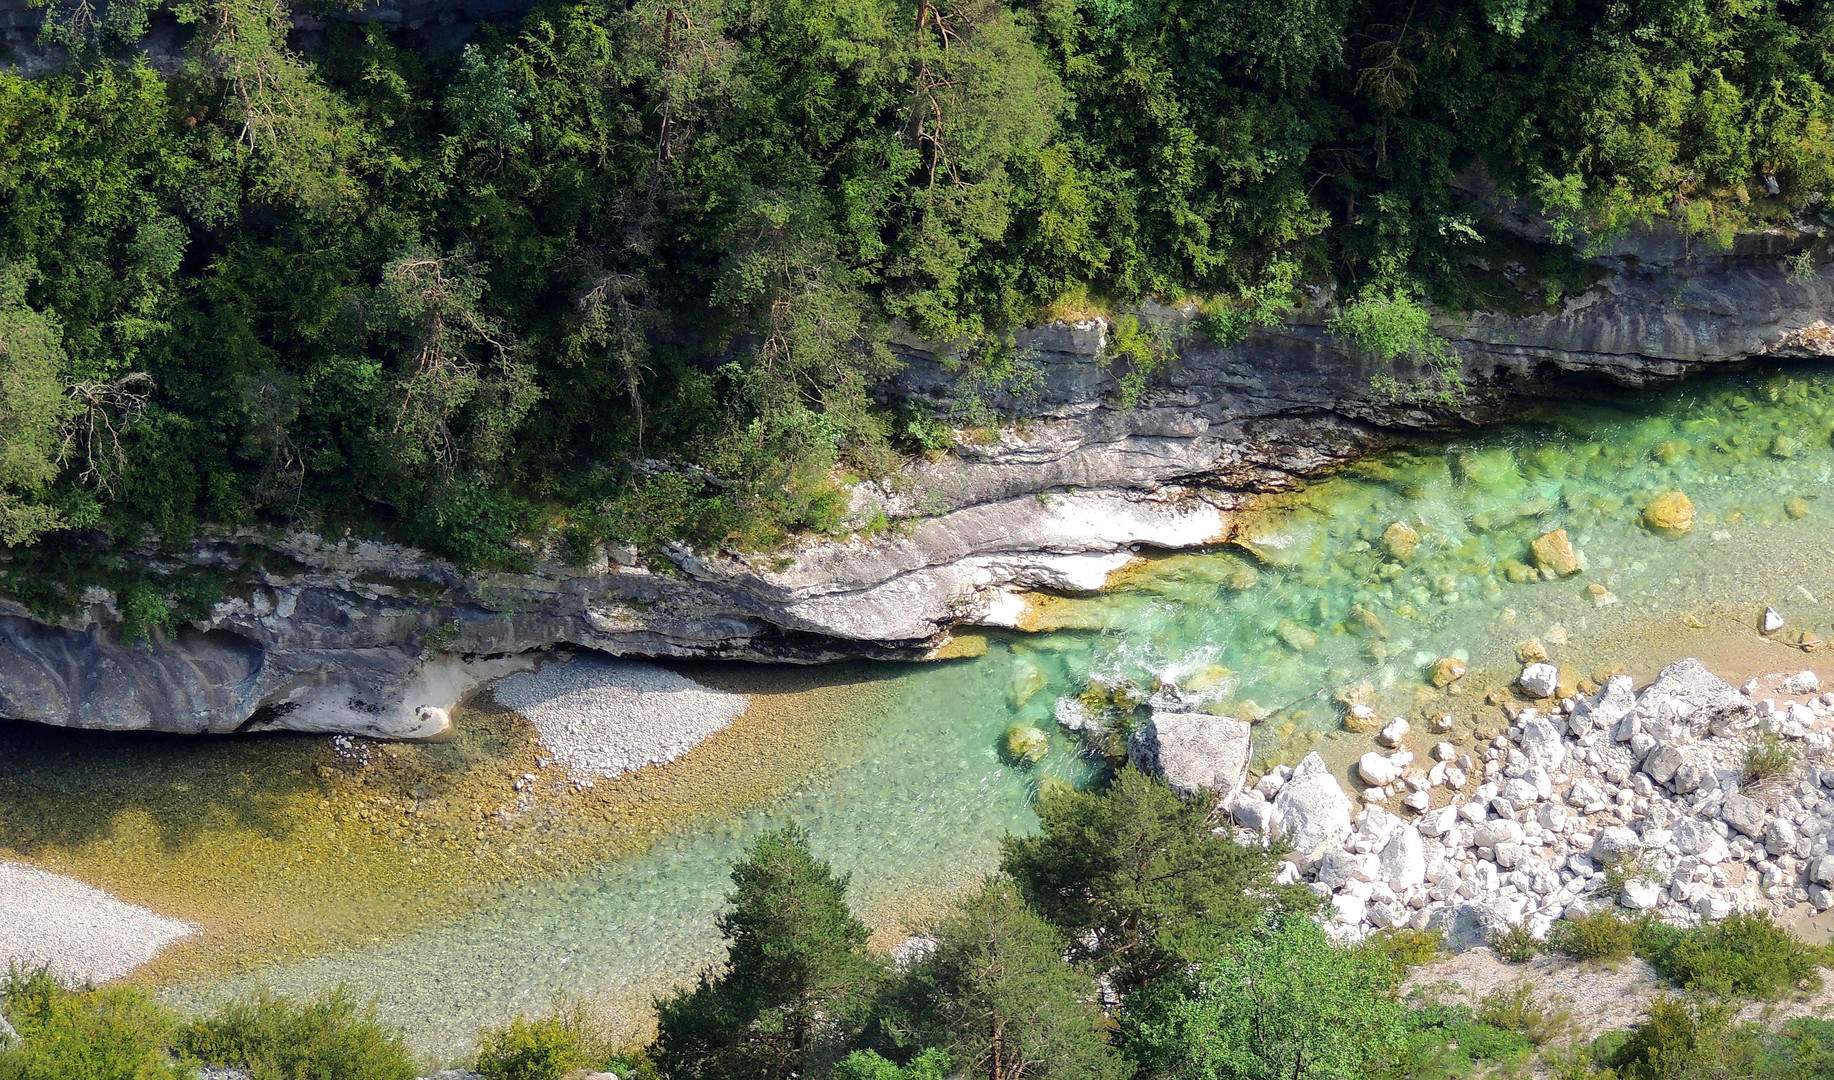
[1743,730,1796,784]
[1636,913,1821,999]
[832,1049,951,1080]
[1489,925,1541,963]
[475,1013,611,1080]
[174,987,416,1080]
[1367,929,1444,981]
[1384,1003,1534,1080]
[1548,910,1636,962]
[1474,985,1572,1046]
[1606,995,1751,1080]
[0,967,186,1080]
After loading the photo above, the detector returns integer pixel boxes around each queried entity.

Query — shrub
[832,1049,951,1080]
[1743,730,1796,784]
[173,986,416,1080]
[1548,910,1636,962]
[1606,995,1750,1080]
[473,1012,601,1078]
[1474,985,1572,1046]
[1488,925,1541,963]
[0,966,186,1080]
[1636,913,1821,999]
[1367,929,1444,981]
[1384,1003,1534,1080]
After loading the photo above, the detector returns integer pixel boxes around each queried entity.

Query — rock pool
[10,363,1834,1057]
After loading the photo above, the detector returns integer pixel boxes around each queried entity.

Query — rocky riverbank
[1150,655,1834,945]
[0,212,1830,737]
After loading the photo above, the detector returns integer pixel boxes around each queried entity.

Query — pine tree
[893,879,1124,1080]
[654,825,882,1080]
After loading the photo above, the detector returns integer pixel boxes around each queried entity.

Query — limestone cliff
[1,218,1830,736]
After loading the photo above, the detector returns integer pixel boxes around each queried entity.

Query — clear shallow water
[68,364,1834,1055]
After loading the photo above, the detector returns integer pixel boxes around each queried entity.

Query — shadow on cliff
[0,717,318,855]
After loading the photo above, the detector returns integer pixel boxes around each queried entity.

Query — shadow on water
[0,719,322,855]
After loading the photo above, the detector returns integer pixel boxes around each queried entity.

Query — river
[5,363,1834,1058]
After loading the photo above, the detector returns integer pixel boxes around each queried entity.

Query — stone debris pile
[1199,658,1834,947]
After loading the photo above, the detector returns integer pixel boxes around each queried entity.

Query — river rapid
[8,363,1834,1058]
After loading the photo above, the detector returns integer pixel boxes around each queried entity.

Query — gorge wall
[2,216,1832,737]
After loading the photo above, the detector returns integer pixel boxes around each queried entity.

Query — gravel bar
[0,861,197,983]
[492,655,749,779]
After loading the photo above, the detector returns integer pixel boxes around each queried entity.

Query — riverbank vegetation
[7,768,1834,1079]
[0,0,1830,570]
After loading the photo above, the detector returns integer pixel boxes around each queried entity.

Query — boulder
[1766,818,1798,857]
[1519,663,1560,699]
[1128,710,1251,799]
[1591,826,1642,867]
[1721,793,1767,839]
[1520,715,1566,769]
[0,1009,12,1047]
[1380,827,1428,888]
[1573,675,1637,737]
[1642,742,1685,785]
[1230,791,1273,831]
[1530,529,1581,576]
[1378,717,1410,748]
[1358,752,1404,787]
[1636,658,1755,739]
[1425,902,1509,953]
[1621,878,1663,910]
[1271,754,1355,860]
[1642,491,1695,535]
[1003,724,1051,765]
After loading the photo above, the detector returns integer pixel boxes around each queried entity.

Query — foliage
[887,879,1125,1080]
[172,987,415,1080]
[1605,995,1753,1080]
[0,0,1830,564]
[1000,766,1310,995]
[1634,913,1821,1000]
[832,1048,952,1080]
[1366,929,1444,981]
[1743,730,1797,784]
[1121,916,1408,1080]
[1380,1003,1534,1080]
[474,1005,625,1080]
[0,967,187,1080]
[0,264,76,546]
[1489,924,1542,963]
[1473,984,1572,1046]
[1549,910,1637,963]
[653,825,883,1080]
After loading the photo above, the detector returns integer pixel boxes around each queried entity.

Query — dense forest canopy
[0,0,1830,568]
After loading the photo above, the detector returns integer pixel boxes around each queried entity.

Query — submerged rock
[1643,491,1695,535]
[1003,724,1051,766]
[1530,529,1581,577]
[1383,521,1420,563]
[1429,657,1467,688]
[1128,710,1251,799]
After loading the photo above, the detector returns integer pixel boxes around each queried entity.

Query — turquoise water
[139,364,1834,1055]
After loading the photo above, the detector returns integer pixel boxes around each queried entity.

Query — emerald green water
[36,364,1834,1056]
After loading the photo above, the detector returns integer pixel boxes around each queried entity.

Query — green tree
[891,879,1124,1080]
[653,825,883,1080]
[0,264,74,546]
[1122,916,1406,1080]
[1000,767,1308,994]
